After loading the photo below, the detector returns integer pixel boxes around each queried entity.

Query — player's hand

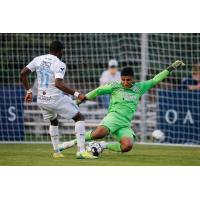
[77,93,87,102]
[171,60,185,69]
[24,92,33,103]
[75,94,88,106]
[75,99,83,106]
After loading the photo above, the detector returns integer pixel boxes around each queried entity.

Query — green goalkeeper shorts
[100,112,136,142]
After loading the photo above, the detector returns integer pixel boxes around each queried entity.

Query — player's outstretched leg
[58,130,93,151]
[59,125,109,152]
[50,118,64,158]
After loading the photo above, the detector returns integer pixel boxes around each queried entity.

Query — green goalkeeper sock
[106,142,122,152]
[85,130,93,141]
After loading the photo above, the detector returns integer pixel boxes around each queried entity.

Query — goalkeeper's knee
[120,138,133,152]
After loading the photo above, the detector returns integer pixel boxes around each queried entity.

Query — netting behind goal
[0,33,199,144]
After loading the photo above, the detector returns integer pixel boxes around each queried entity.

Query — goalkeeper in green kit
[59,60,185,154]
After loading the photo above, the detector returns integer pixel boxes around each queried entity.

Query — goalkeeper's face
[121,76,134,88]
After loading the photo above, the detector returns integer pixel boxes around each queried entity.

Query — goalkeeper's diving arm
[151,60,185,86]
[86,84,113,100]
[75,84,112,105]
[77,60,185,104]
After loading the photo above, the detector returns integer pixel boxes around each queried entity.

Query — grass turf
[0,144,199,166]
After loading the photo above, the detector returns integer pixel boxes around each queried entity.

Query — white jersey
[100,70,121,86]
[26,54,66,99]
[26,54,79,120]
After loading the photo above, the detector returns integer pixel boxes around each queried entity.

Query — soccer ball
[86,141,102,157]
[152,130,165,142]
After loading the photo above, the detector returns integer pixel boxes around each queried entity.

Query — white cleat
[58,140,76,152]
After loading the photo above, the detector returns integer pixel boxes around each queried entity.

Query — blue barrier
[0,86,25,141]
[157,90,200,144]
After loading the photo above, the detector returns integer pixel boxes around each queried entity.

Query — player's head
[121,67,134,88]
[49,41,64,59]
[108,59,118,75]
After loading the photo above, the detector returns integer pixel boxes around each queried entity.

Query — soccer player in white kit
[20,41,97,159]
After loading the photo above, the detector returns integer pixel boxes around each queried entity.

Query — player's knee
[121,144,133,152]
[92,126,109,139]
[121,139,133,152]
[73,112,85,122]
[50,118,58,126]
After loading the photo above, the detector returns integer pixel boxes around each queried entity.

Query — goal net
[0,33,199,144]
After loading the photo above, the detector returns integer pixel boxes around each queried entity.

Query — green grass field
[0,143,200,166]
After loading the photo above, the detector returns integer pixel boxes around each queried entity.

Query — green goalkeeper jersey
[86,70,170,126]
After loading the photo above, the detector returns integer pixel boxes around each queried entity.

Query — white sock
[75,121,85,152]
[99,141,107,149]
[49,125,60,153]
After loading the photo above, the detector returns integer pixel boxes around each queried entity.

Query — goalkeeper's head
[50,41,64,59]
[121,67,134,88]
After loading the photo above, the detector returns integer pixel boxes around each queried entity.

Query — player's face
[121,76,134,88]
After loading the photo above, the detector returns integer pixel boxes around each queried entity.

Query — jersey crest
[131,85,141,93]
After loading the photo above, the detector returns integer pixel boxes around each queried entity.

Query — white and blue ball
[152,130,165,142]
[86,141,102,157]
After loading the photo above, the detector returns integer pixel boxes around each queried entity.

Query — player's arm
[153,60,185,85]
[20,58,38,103]
[86,83,114,100]
[140,60,185,94]
[55,79,85,101]
[54,63,85,101]
[20,67,33,103]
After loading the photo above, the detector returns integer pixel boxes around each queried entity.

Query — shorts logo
[38,95,51,101]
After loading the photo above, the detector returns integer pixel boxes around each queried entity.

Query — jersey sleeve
[138,70,170,95]
[26,58,37,72]
[137,80,155,95]
[86,82,119,100]
[55,62,66,79]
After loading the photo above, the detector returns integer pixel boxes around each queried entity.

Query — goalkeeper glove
[167,60,185,72]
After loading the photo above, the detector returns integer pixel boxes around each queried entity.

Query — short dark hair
[121,67,134,76]
[50,41,64,52]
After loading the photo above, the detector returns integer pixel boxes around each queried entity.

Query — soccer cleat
[57,145,65,152]
[53,152,64,158]
[76,151,98,159]
[58,140,77,152]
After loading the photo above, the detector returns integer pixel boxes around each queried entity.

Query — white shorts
[37,95,79,121]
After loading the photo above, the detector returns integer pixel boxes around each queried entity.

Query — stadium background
[0,33,200,144]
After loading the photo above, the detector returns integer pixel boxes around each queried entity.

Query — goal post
[140,33,149,142]
[0,33,200,145]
